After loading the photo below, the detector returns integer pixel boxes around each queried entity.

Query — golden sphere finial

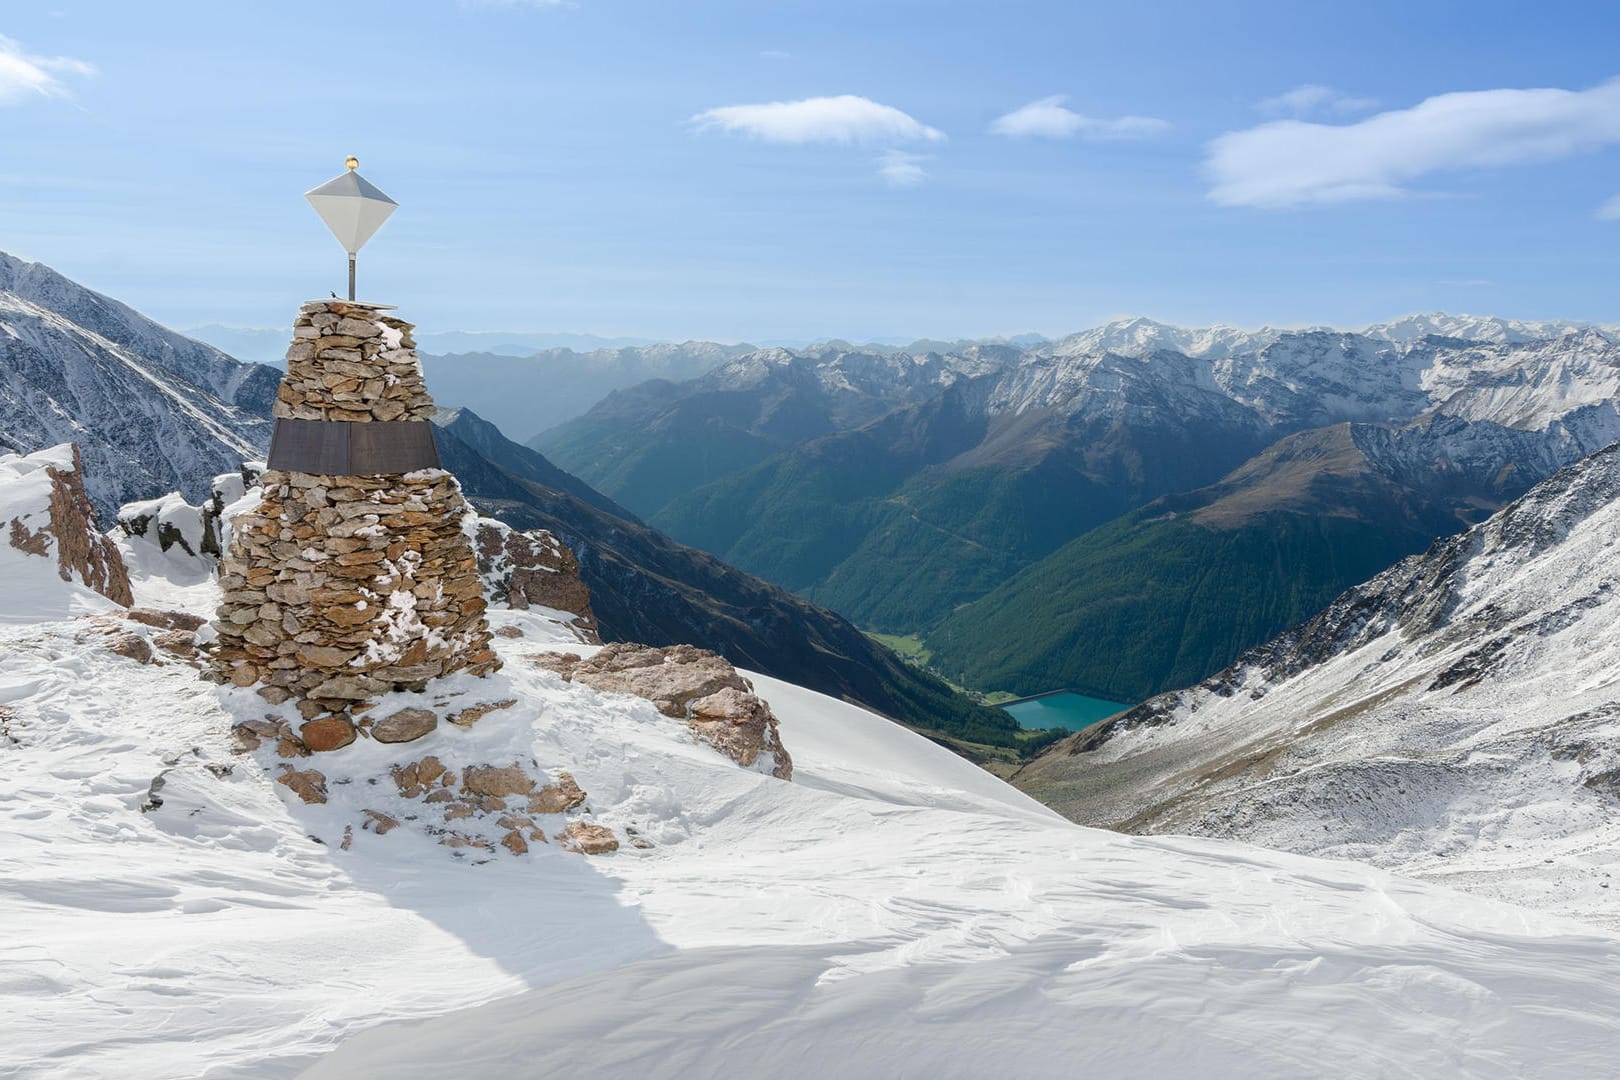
[345,155,359,171]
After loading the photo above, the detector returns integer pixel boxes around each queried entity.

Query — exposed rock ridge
[534,643,792,779]
[2,442,132,605]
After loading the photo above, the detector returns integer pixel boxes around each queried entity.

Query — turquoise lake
[1003,692,1132,732]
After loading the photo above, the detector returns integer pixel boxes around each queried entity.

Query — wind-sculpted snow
[1023,443,1620,928]
[3,564,1620,1078]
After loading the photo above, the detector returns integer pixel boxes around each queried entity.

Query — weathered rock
[372,707,437,744]
[494,625,524,639]
[126,608,207,632]
[474,519,598,641]
[3,444,133,606]
[447,699,516,729]
[461,764,534,799]
[560,821,619,855]
[500,829,529,855]
[362,810,400,835]
[557,643,792,779]
[276,765,328,804]
[528,772,587,814]
[102,630,153,665]
[299,717,357,752]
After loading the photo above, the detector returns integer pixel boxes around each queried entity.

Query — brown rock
[447,699,516,729]
[415,755,448,787]
[102,630,153,665]
[276,765,328,804]
[299,717,357,752]
[372,707,437,744]
[461,764,534,799]
[561,822,619,855]
[528,772,587,814]
[500,830,529,855]
[126,608,207,632]
[362,810,400,835]
[494,625,524,638]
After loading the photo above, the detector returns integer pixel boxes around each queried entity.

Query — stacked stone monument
[211,300,499,738]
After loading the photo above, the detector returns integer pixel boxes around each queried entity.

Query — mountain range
[537,317,1620,702]
[0,252,1013,754]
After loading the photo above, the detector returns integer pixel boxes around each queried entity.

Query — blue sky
[3,0,1619,342]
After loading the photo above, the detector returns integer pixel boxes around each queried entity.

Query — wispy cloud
[1598,193,1620,221]
[1257,84,1377,118]
[877,150,928,187]
[691,94,944,144]
[0,34,94,105]
[989,96,1169,140]
[1206,78,1620,208]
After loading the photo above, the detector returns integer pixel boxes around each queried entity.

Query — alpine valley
[534,316,1620,703]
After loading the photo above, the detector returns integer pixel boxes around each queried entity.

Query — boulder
[561,822,619,855]
[528,772,588,814]
[372,707,437,744]
[461,764,534,799]
[276,765,328,805]
[299,717,357,752]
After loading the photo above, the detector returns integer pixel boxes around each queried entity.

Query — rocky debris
[391,755,450,797]
[362,810,400,835]
[446,699,516,729]
[535,644,792,780]
[371,707,437,744]
[153,629,198,659]
[494,625,524,639]
[528,772,587,814]
[474,518,599,642]
[276,765,328,805]
[210,301,499,715]
[560,821,619,855]
[101,629,154,665]
[125,608,208,632]
[3,443,133,605]
[500,830,528,855]
[299,717,356,753]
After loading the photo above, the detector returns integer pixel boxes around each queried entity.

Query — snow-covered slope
[1364,312,1617,346]
[1019,442,1620,928]
[4,557,1620,1078]
[0,262,271,519]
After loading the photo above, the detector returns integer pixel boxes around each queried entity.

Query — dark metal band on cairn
[267,418,440,476]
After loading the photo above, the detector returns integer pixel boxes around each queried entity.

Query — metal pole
[347,253,356,301]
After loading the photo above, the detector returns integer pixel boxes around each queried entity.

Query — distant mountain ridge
[539,314,1620,702]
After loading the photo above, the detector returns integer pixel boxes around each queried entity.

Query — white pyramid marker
[305,156,397,301]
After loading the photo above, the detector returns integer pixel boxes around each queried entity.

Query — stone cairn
[211,300,499,741]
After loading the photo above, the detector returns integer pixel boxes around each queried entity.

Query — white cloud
[1257,84,1377,118]
[877,150,928,187]
[691,95,944,144]
[1207,78,1620,208]
[0,34,94,105]
[989,96,1169,140]
[1598,193,1620,221]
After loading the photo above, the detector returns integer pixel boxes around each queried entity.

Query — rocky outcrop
[115,464,263,560]
[211,301,499,724]
[2,442,132,605]
[535,643,792,780]
[474,518,598,641]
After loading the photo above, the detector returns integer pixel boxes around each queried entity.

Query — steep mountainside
[1,252,282,414]
[927,410,1620,700]
[436,410,1020,749]
[0,255,272,519]
[1016,442,1620,927]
